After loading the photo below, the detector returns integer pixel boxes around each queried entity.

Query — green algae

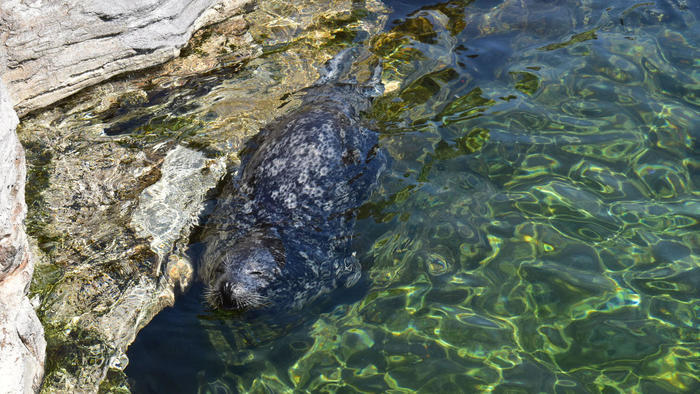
[539,28,599,52]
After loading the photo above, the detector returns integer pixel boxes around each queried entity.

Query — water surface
[128,0,699,392]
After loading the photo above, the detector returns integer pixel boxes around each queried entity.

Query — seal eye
[247,270,273,282]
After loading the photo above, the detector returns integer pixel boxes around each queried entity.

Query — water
[127,0,699,392]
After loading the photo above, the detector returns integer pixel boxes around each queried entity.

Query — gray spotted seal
[199,48,386,312]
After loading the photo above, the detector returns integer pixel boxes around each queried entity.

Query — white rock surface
[131,145,227,270]
[0,81,45,393]
[0,0,253,116]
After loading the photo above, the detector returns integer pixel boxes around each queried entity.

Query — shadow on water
[101,63,248,138]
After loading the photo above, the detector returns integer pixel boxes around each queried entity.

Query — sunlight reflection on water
[126,0,699,392]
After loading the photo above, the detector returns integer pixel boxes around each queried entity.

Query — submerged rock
[131,145,227,287]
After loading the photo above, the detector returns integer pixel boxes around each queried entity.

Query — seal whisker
[203,285,223,308]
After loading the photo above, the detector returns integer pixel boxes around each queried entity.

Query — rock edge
[1,0,254,116]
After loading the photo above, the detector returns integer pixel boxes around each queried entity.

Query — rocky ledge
[1,0,255,117]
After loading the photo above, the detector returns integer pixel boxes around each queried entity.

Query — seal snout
[214,275,269,311]
[210,271,268,311]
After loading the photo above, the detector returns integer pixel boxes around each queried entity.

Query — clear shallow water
[127,0,699,392]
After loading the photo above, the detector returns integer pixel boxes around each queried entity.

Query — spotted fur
[199,71,386,312]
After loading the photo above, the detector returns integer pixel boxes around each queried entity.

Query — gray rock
[11,8,258,389]
[131,145,227,287]
[0,0,254,116]
[0,81,45,393]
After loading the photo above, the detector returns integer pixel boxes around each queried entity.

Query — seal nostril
[218,281,235,309]
[219,281,232,296]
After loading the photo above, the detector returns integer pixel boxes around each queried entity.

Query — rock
[17,122,229,392]
[12,9,260,389]
[131,145,227,280]
[0,81,45,393]
[0,0,254,116]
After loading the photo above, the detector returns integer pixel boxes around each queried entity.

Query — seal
[199,49,386,312]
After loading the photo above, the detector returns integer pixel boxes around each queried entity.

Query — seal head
[204,228,286,311]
